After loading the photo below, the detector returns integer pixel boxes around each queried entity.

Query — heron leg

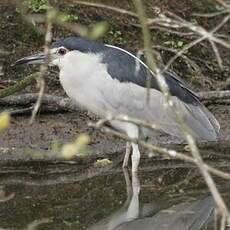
[131,143,140,173]
[126,171,140,221]
[125,124,140,172]
[123,142,132,168]
[122,168,132,207]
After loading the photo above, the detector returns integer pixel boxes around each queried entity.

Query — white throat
[58,51,109,115]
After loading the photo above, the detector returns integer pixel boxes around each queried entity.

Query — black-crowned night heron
[15,36,220,172]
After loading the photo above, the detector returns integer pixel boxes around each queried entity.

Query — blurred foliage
[63,219,81,228]
[18,1,109,41]
[23,0,49,13]
[108,29,127,45]
[164,40,184,49]
[88,21,109,40]
[60,134,90,159]
[46,8,79,23]
[94,158,112,167]
[25,134,90,159]
[59,13,79,23]
[0,112,10,130]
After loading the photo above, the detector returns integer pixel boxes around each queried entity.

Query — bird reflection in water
[88,169,215,230]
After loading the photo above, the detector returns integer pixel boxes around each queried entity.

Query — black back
[102,46,199,104]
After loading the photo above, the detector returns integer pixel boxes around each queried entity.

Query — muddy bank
[0,102,229,161]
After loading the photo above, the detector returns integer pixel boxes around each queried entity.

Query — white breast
[58,50,160,118]
[59,51,119,117]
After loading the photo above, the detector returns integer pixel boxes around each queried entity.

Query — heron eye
[58,48,67,55]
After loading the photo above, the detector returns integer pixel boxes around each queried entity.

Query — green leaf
[89,21,109,40]
[177,41,184,47]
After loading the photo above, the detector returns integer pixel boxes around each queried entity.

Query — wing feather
[101,80,219,141]
[101,45,219,140]
[103,45,199,104]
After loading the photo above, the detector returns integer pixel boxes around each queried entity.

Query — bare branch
[152,45,202,74]
[73,0,138,18]
[209,39,224,69]
[162,37,206,73]
[132,0,160,103]
[193,9,230,18]
[132,0,230,220]
[198,90,230,100]
[30,9,53,124]
[159,15,229,72]
[90,122,230,180]
[215,0,230,9]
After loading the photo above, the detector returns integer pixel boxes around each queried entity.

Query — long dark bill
[14,53,45,66]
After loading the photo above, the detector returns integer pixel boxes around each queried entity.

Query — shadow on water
[0,159,229,230]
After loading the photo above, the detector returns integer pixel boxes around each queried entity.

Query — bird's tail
[181,101,220,141]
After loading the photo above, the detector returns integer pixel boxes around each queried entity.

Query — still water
[0,158,229,230]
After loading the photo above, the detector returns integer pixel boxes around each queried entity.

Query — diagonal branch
[132,0,230,221]
[90,122,230,180]
[29,9,53,124]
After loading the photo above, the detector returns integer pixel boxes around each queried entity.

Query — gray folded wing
[101,46,220,140]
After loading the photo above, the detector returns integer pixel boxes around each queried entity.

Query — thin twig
[132,0,161,104]
[9,107,34,115]
[30,76,45,123]
[30,11,53,124]
[193,9,230,18]
[162,36,206,73]
[220,214,226,230]
[147,25,195,36]
[26,218,52,230]
[132,0,230,220]
[96,114,162,133]
[159,14,230,73]
[170,12,230,49]
[152,45,202,74]
[151,11,230,58]
[90,123,230,180]
[198,90,230,100]
[209,39,223,69]
[73,0,138,18]
[215,0,230,9]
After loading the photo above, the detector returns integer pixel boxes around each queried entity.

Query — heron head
[14,37,105,68]
[13,46,69,67]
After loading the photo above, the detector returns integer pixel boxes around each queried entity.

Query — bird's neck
[58,51,109,115]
